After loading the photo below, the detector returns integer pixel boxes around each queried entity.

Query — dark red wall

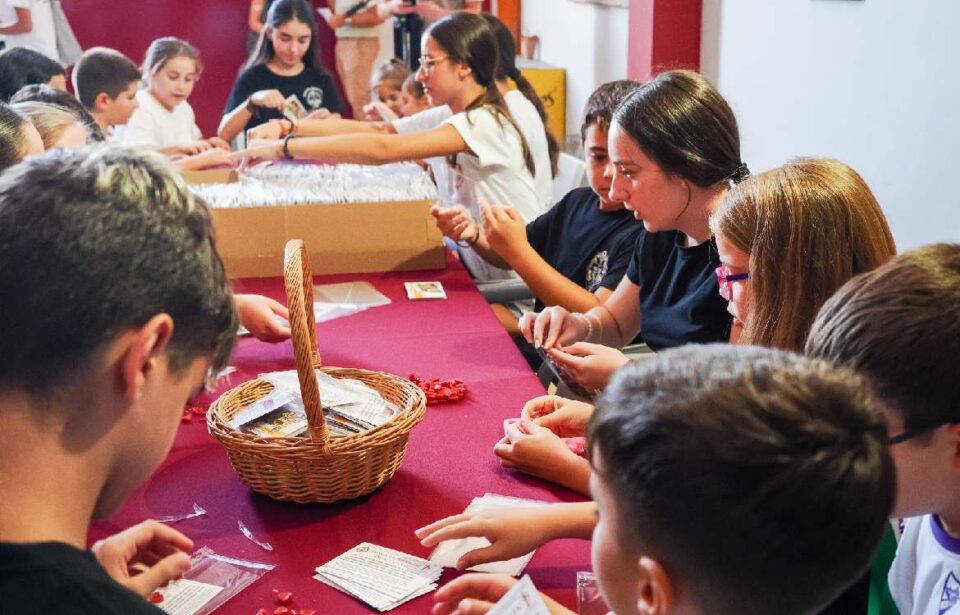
[62,0,340,136]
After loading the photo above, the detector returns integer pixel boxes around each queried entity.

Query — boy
[430,345,895,615]
[806,244,960,615]
[0,146,238,612]
[72,47,141,137]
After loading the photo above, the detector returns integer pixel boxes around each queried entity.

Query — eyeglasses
[714,265,749,301]
[417,55,449,75]
[888,421,956,445]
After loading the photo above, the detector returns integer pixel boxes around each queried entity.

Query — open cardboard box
[211,199,446,278]
[181,168,239,185]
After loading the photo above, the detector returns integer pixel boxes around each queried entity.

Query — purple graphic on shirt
[939,570,960,615]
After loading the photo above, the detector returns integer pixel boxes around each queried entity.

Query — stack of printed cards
[404,281,447,300]
[314,543,442,611]
[429,493,549,576]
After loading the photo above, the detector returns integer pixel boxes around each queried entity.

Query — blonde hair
[370,58,410,94]
[710,157,896,351]
[10,101,85,149]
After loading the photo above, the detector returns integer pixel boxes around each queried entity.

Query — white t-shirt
[504,89,552,209]
[119,89,202,149]
[2,0,58,62]
[889,515,960,615]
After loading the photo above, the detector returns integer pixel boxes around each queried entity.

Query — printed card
[405,281,447,300]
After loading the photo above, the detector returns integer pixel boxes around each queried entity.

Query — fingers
[546,347,581,373]
[125,551,191,597]
[520,395,560,421]
[518,311,537,343]
[560,342,601,357]
[414,513,472,543]
[265,297,290,318]
[434,574,516,607]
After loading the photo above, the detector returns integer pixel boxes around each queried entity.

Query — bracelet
[573,313,593,342]
[245,97,257,113]
[281,134,297,160]
[277,118,295,138]
[585,312,602,342]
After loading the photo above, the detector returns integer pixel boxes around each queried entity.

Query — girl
[9,83,104,142]
[363,58,410,120]
[398,73,431,117]
[11,101,86,149]
[219,0,345,143]
[0,46,65,101]
[233,12,542,282]
[0,101,43,170]
[0,0,58,63]
[123,37,229,156]
[519,70,744,393]
[710,157,896,352]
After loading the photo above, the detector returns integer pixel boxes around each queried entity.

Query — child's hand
[363,100,398,122]
[247,121,284,142]
[91,520,193,597]
[518,306,588,349]
[189,147,235,170]
[430,204,478,243]
[520,395,594,437]
[433,574,518,615]
[235,294,291,342]
[480,203,527,260]
[547,343,630,393]
[206,137,231,151]
[415,508,555,569]
[328,12,347,28]
[249,89,285,110]
[494,422,589,492]
[229,140,282,166]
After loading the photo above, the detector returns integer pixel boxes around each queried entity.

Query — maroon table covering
[89,253,591,614]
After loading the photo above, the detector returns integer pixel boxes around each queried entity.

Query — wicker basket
[207,240,426,503]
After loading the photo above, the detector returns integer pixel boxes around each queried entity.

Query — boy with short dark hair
[432,345,895,615]
[806,243,960,615]
[0,145,238,612]
[72,46,142,136]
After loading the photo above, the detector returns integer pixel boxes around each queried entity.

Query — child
[10,83,105,141]
[122,37,230,157]
[234,12,543,283]
[805,244,960,615]
[219,0,345,143]
[0,100,43,168]
[0,145,238,611]
[430,345,895,615]
[0,0,58,63]
[364,57,410,120]
[433,80,642,341]
[72,47,142,137]
[11,100,87,149]
[710,156,896,350]
[398,73,430,117]
[0,45,65,101]
[327,0,388,119]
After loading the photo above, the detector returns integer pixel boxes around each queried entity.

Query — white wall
[521,0,629,140]
[703,0,960,250]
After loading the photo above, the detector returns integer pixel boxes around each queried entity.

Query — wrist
[245,97,257,113]
[281,134,297,160]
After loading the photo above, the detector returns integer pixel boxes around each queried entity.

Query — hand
[188,147,235,169]
[247,121,285,142]
[306,107,337,120]
[433,574,518,615]
[494,422,587,491]
[229,139,282,165]
[363,100,398,122]
[328,12,347,28]
[547,342,630,393]
[234,294,291,342]
[388,0,418,16]
[205,137,232,151]
[520,395,594,437]
[91,520,193,597]
[518,306,588,349]
[249,89,285,110]
[480,203,527,261]
[190,139,214,153]
[176,142,202,156]
[415,507,554,569]
[414,0,448,21]
[430,204,478,243]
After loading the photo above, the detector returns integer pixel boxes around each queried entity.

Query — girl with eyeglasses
[232,11,542,282]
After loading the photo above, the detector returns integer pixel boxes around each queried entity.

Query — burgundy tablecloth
[89,253,591,614]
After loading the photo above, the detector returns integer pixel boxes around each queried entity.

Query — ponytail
[509,68,559,177]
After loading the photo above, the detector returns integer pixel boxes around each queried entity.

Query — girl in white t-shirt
[122,37,231,168]
[0,0,58,63]
[233,12,542,281]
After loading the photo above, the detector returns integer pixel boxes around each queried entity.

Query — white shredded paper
[192,162,438,208]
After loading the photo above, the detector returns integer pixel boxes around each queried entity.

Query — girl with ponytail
[234,12,543,282]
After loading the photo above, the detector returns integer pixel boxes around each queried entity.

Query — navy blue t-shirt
[626,230,732,351]
[526,187,643,312]
[223,64,344,131]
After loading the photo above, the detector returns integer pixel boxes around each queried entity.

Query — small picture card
[405,281,446,300]
[153,578,224,615]
[283,94,308,122]
[487,575,551,615]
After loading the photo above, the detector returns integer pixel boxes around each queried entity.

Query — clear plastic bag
[153,546,275,615]
[577,571,608,615]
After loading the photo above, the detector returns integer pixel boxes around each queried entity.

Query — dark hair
[588,344,894,615]
[0,47,65,102]
[143,37,202,79]
[402,73,425,99]
[425,12,534,176]
[806,244,960,435]
[72,47,142,109]
[614,70,747,187]
[0,146,238,398]
[480,13,558,178]
[580,79,640,141]
[9,84,105,142]
[0,103,32,170]
[246,0,326,73]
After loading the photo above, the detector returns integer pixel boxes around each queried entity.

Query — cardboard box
[182,168,239,185]
[211,199,446,278]
[517,58,566,141]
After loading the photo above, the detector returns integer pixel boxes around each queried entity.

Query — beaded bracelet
[572,313,594,342]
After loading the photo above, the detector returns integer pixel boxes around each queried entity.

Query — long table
[89,253,591,614]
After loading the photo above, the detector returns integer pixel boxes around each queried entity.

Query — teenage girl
[233,12,543,282]
[123,37,230,162]
[220,0,345,143]
[10,101,87,149]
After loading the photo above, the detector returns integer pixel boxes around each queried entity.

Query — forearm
[218,104,254,142]
[287,132,427,165]
[466,232,510,269]
[581,303,627,347]
[347,7,386,26]
[506,247,603,314]
[551,456,591,496]
[0,9,31,34]
[539,501,598,541]
[292,117,392,137]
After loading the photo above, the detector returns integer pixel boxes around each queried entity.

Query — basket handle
[283,239,328,447]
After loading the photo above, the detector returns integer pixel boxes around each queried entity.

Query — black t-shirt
[526,187,643,313]
[223,63,345,131]
[0,541,162,614]
[625,230,732,351]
